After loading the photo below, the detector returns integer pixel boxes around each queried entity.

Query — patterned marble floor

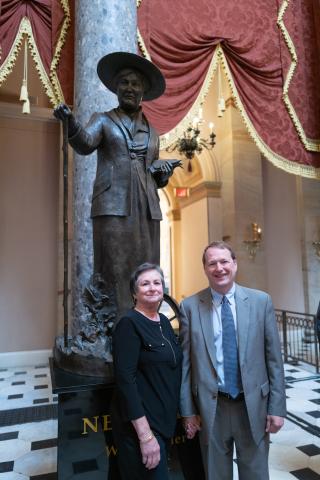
[0,363,319,479]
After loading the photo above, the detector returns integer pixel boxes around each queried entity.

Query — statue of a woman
[54,52,180,321]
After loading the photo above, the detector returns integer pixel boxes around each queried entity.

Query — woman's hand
[132,416,160,469]
[140,435,161,469]
[182,415,201,439]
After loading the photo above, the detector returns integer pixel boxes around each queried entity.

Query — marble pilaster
[218,103,267,291]
[71,0,137,330]
[300,177,320,314]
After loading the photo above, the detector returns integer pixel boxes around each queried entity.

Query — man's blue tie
[221,295,242,398]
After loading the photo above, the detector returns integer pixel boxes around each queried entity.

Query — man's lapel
[198,288,218,371]
[235,284,250,366]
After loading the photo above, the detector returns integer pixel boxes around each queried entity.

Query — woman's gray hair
[130,263,165,298]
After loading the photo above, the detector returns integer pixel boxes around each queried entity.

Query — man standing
[179,241,286,480]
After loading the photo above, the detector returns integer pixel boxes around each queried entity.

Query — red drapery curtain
[138,0,320,177]
[0,0,74,105]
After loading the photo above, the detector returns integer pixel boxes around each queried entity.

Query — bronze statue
[54,52,181,322]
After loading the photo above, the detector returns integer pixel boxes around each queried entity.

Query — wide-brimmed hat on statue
[97,51,165,101]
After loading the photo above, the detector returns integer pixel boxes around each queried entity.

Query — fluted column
[72,0,137,331]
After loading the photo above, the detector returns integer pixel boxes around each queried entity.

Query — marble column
[72,0,137,331]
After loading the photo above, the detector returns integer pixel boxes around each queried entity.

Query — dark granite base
[50,359,205,480]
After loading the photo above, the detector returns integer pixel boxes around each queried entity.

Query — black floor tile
[291,468,320,479]
[33,398,49,405]
[34,365,48,368]
[68,430,85,440]
[0,369,8,372]
[306,410,320,419]
[12,381,26,385]
[312,388,320,394]
[287,369,301,373]
[309,398,320,405]
[73,459,98,474]
[34,385,49,390]
[30,473,57,480]
[31,438,57,450]
[285,376,296,381]
[64,408,82,416]
[35,374,47,378]
[286,385,293,389]
[0,461,14,473]
[0,431,18,441]
[0,404,57,427]
[8,394,23,399]
[297,444,320,457]
[0,378,4,381]
[14,371,27,375]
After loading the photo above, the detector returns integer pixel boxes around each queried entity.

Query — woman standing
[111,263,182,479]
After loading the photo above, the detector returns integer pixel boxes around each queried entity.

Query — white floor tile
[0,438,31,462]
[269,468,297,479]
[269,444,311,471]
[14,446,57,476]
[18,419,57,442]
[0,473,28,480]
[310,455,320,474]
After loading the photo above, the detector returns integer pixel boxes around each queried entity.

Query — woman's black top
[112,309,182,439]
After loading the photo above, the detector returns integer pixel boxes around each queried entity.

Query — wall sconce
[243,223,262,260]
[312,241,320,258]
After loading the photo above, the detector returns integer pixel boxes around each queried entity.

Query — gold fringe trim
[0,0,72,106]
[137,6,319,177]
[158,47,221,150]
[218,46,320,178]
[0,17,59,104]
[50,0,71,105]
[277,0,320,152]
[137,28,151,60]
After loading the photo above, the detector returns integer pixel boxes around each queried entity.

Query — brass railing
[275,309,319,373]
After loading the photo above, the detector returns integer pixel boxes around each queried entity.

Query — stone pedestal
[50,359,205,480]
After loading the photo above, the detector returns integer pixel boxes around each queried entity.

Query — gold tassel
[19,79,28,101]
[22,98,30,115]
[217,61,225,117]
[20,39,30,112]
[218,97,226,112]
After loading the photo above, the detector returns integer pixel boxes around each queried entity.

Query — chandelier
[165,62,229,172]
[166,112,216,172]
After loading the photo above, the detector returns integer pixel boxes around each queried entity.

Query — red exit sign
[174,187,189,198]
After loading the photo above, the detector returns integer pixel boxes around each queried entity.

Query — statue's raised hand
[53,103,73,121]
[53,103,78,135]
